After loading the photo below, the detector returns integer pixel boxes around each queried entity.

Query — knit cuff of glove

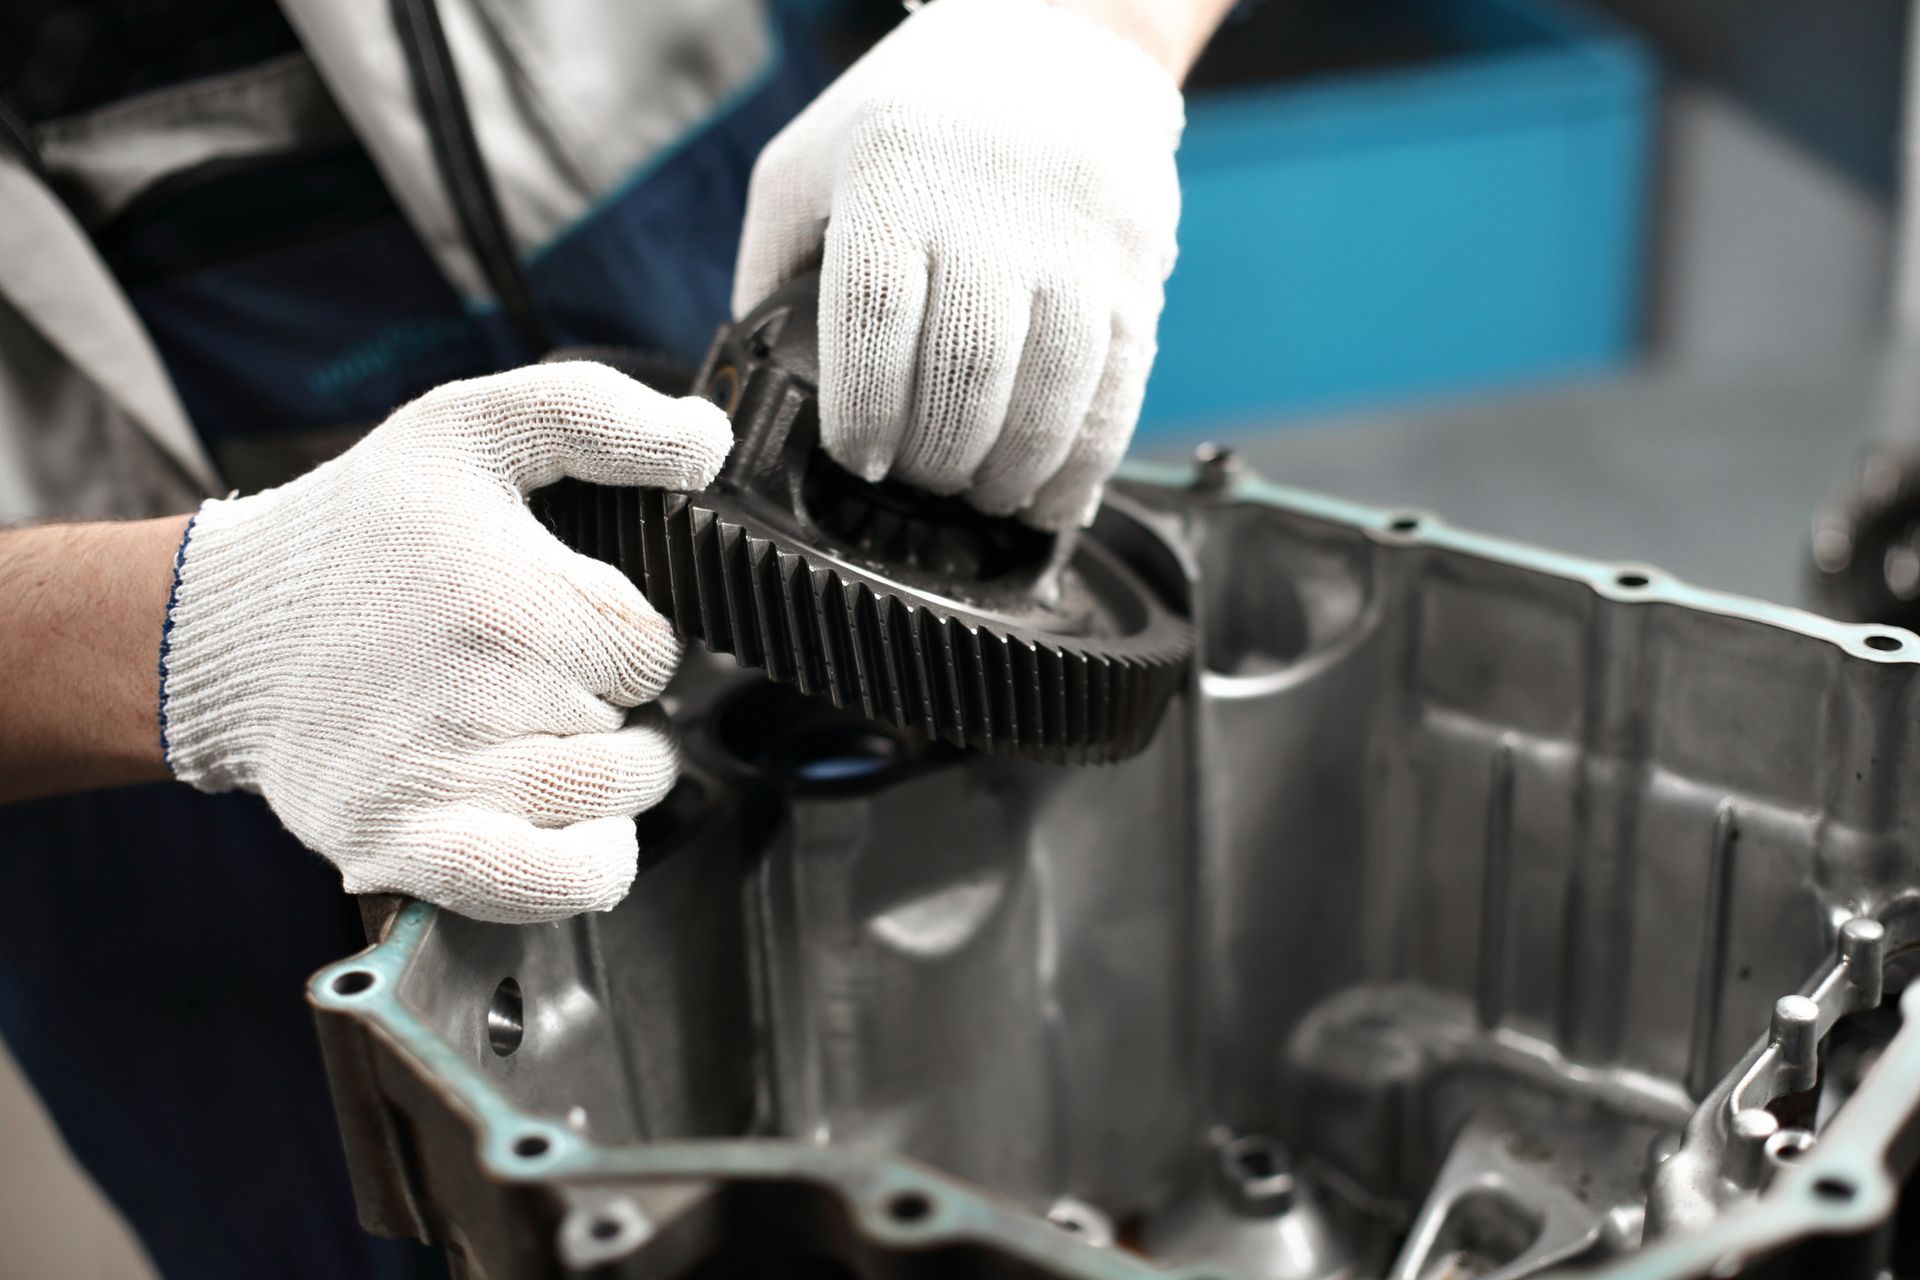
[156,491,279,794]
[1030,0,1187,137]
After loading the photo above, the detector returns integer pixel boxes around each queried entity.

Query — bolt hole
[331,970,376,996]
[1616,571,1651,589]
[1234,1145,1280,1180]
[1814,1176,1858,1202]
[887,1191,933,1224]
[513,1134,552,1160]
[487,977,524,1057]
[589,1216,622,1242]
[1387,514,1421,533]
[1866,633,1904,652]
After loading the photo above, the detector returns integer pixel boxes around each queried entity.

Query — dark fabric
[122,13,831,459]
[0,785,444,1280]
[0,0,297,123]
[99,145,401,287]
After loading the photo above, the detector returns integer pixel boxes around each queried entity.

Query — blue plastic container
[1140,0,1655,434]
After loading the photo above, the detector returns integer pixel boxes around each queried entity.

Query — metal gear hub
[540,274,1193,764]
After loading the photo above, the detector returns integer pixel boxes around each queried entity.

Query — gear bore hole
[802,449,1053,586]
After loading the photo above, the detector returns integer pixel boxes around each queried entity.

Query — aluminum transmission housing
[311,458,1920,1280]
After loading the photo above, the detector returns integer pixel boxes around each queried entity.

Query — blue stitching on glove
[156,513,199,767]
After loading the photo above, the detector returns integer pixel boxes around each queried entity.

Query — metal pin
[1771,995,1821,1094]
[1192,443,1243,492]
[1841,917,1886,1011]
[1045,1197,1115,1247]
[1724,1107,1779,1189]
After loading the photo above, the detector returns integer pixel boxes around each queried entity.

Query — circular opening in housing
[1814,1176,1858,1203]
[1196,511,1326,676]
[1865,632,1905,652]
[331,970,376,997]
[887,1191,933,1224]
[487,977,524,1057]
[513,1134,552,1160]
[589,1216,622,1242]
[1226,1135,1287,1181]
[790,729,904,783]
[1616,571,1651,589]
[1387,514,1422,534]
[718,680,926,794]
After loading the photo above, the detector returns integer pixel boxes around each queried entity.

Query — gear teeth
[955,623,992,754]
[747,540,785,684]
[808,566,849,709]
[1036,645,1065,755]
[664,495,700,643]
[904,604,944,745]
[549,479,1189,764]
[983,633,1018,749]
[720,521,758,668]
[686,505,724,649]
[836,579,866,713]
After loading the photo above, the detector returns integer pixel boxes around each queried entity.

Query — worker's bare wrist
[0,513,192,802]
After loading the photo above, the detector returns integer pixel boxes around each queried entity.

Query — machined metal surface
[314,455,1920,1280]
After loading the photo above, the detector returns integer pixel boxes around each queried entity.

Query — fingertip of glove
[818,433,893,485]
[388,807,643,923]
[730,270,769,323]
[582,361,735,480]
[660,394,737,489]
[528,360,735,490]
[1022,483,1103,532]
[553,815,642,914]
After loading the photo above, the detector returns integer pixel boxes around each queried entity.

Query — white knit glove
[733,0,1184,530]
[158,364,733,923]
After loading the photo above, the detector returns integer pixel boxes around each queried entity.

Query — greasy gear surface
[544,480,1191,764]
[539,270,1193,765]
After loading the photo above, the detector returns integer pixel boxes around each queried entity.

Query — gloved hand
[158,364,733,923]
[733,0,1185,530]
